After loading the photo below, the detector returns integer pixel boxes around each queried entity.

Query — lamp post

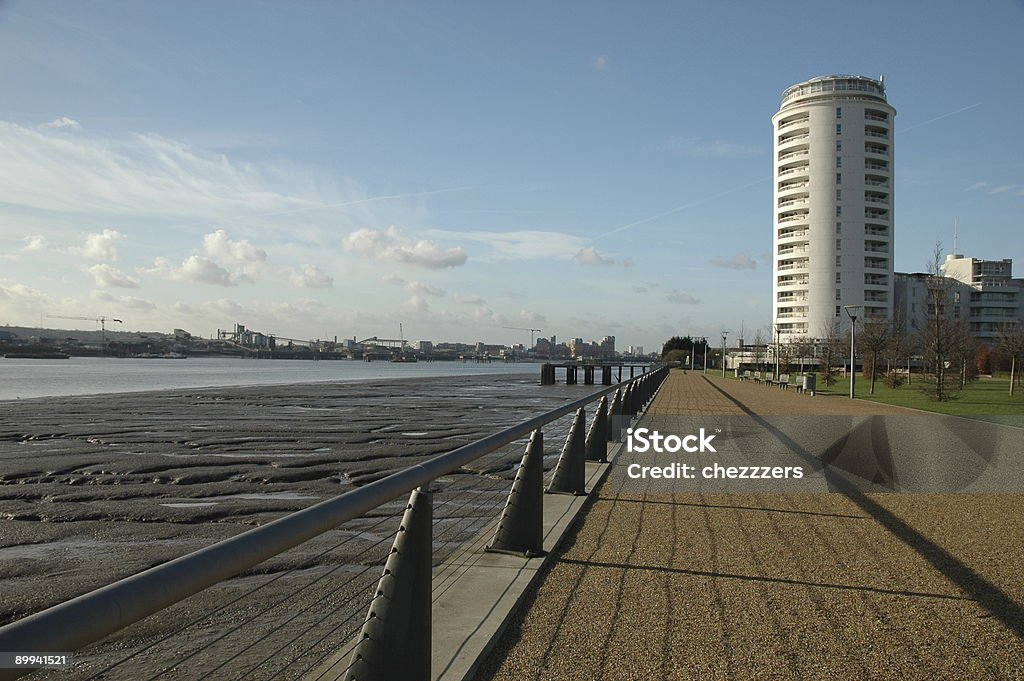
[721,331,729,379]
[703,337,708,375]
[773,322,781,382]
[843,305,862,399]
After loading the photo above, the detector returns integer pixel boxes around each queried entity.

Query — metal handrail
[0,369,660,669]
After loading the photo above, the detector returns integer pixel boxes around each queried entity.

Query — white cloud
[203,230,267,280]
[90,290,155,311]
[381,274,406,285]
[453,293,484,305]
[574,246,614,266]
[667,291,700,305]
[593,55,609,72]
[77,229,125,261]
[0,120,328,222]
[405,281,446,297]
[22,235,47,251]
[989,184,1018,195]
[431,229,588,261]
[40,117,82,130]
[84,263,140,288]
[659,136,762,157]
[288,264,334,289]
[142,255,236,286]
[343,226,468,269]
[966,181,988,191]
[711,254,757,270]
[403,295,430,314]
[518,310,547,326]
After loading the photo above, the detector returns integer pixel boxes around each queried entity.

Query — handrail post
[346,488,432,681]
[546,408,586,495]
[607,388,622,442]
[486,431,545,557]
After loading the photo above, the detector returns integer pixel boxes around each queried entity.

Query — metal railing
[0,367,670,681]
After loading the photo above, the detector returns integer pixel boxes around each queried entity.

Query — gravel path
[477,371,1024,680]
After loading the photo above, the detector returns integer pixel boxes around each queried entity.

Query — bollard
[607,388,622,442]
[487,431,545,557]
[584,396,608,462]
[540,363,555,385]
[566,366,577,385]
[601,365,612,385]
[584,366,595,385]
[547,408,586,495]
[346,488,432,681]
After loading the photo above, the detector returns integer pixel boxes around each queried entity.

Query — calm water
[0,356,538,401]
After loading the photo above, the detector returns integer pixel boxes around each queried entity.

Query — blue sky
[1,1,1021,351]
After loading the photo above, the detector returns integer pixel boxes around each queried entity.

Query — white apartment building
[772,75,896,340]
[894,254,1024,343]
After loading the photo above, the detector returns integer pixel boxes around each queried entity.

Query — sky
[0,1,1022,351]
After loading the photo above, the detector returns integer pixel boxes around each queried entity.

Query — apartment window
[911,303,916,313]
[836,255,842,266]
[836,140,842,152]
[836,173,842,184]
[836,107,842,119]
[836,289,842,301]
[836,157,842,168]
[836,189,842,201]
[836,123,842,134]
[836,206,842,217]
[836,222,842,233]
[836,272,842,283]
[836,239,842,250]
[836,306,842,317]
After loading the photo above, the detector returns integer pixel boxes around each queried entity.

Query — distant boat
[4,352,70,359]
[390,355,418,363]
[132,352,187,359]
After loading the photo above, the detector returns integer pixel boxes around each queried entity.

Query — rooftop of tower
[780,74,888,108]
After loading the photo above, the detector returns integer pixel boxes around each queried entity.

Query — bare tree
[817,321,843,386]
[887,304,911,387]
[916,241,970,402]
[751,329,766,373]
[859,317,890,394]
[997,321,1024,397]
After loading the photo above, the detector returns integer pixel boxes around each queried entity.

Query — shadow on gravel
[702,376,1024,640]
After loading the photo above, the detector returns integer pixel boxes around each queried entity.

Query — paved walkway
[476,371,1024,680]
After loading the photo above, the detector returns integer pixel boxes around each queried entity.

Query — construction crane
[45,315,123,354]
[502,326,542,346]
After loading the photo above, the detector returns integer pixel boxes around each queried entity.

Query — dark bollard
[602,366,612,385]
[346,488,432,681]
[547,408,586,495]
[585,396,608,462]
[487,431,545,557]
[607,388,622,441]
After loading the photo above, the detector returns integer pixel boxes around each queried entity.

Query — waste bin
[801,373,816,396]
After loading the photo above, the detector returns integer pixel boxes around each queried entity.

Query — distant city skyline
[1,2,1022,351]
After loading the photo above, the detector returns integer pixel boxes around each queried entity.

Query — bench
[737,370,748,382]
[777,373,790,389]
[752,371,762,384]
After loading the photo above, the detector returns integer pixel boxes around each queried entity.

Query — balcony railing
[778,117,810,130]
[779,133,810,146]
[865,113,888,122]
[778,215,808,224]
[777,261,809,271]
[778,229,809,239]
[778,279,809,287]
[865,211,889,220]
[778,166,810,178]
[778,149,809,162]
[865,162,889,171]
[779,181,809,192]
[779,246,809,256]
[865,197,889,204]
[865,130,889,139]
[865,246,888,254]
[865,180,889,187]
[778,198,809,209]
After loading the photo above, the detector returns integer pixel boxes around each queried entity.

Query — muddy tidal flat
[0,374,599,680]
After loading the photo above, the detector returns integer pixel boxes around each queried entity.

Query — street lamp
[703,336,708,375]
[843,305,862,399]
[773,322,781,382]
[721,330,729,379]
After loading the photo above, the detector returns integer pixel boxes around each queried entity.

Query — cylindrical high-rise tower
[772,75,895,340]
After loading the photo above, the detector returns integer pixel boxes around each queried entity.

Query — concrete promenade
[477,371,1024,680]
